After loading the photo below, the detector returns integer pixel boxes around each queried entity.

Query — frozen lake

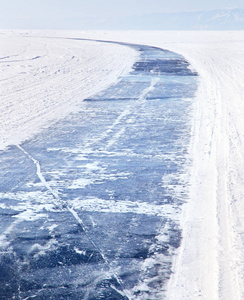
[0,41,197,299]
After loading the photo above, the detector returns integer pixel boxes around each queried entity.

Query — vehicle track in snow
[165,38,244,300]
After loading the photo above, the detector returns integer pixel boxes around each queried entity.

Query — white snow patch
[0,31,138,150]
[74,247,86,256]
[70,197,178,218]
[16,210,48,222]
[69,178,93,189]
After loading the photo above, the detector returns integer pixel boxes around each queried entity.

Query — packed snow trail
[168,36,244,300]
[0,36,197,299]
[76,31,244,299]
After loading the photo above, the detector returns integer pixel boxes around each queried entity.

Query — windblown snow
[1,30,244,299]
[0,32,137,150]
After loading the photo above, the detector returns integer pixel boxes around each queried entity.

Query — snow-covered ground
[1,30,244,299]
[0,32,137,150]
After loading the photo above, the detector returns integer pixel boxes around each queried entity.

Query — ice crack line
[100,77,160,151]
[138,77,160,102]
[16,144,129,299]
[17,145,63,209]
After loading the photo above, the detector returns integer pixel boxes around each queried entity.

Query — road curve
[0,39,197,299]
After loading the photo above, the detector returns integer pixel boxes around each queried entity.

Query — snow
[0,31,137,150]
[1,30,244,299]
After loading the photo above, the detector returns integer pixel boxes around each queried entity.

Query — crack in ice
[16,144,130,299]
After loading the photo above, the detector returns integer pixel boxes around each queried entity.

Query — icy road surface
[0,39,197,299]
[75,31,244,299]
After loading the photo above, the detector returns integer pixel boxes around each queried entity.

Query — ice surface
[75,30,244,300]
[1,29,244,299]
[0,35,197,299]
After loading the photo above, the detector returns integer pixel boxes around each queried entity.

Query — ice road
[0,37,197,299]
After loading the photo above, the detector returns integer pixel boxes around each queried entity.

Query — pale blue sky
[1,0,244,29]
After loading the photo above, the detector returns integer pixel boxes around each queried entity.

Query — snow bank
[0,31,137,150]
[61,30,244,299]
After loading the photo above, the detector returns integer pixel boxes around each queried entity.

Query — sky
[1,0,244,29]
